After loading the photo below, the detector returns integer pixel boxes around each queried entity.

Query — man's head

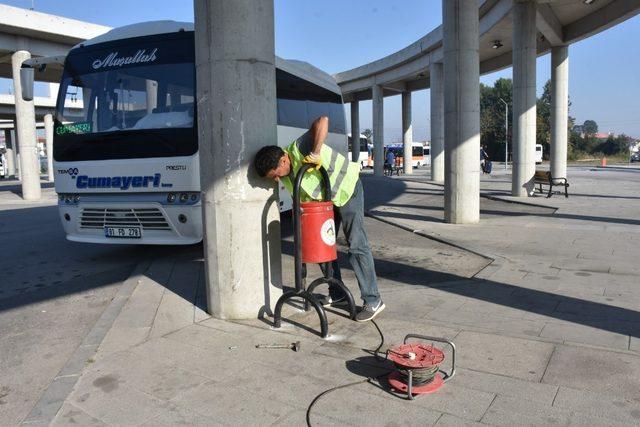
[254,145,291,182]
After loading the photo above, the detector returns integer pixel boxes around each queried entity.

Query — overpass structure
[0,4,108,197]
[334,0,640,223]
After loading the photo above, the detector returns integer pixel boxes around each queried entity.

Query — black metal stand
[273,164,357,338]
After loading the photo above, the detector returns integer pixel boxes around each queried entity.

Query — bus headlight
[179,193,189,203]
[167,193,176,203]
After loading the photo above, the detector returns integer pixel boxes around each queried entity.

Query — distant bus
[347,133,369,168]
[385,143,426,168]
[535,144,543,164]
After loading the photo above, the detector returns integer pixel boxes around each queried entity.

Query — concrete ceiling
[335,0,640,102]
[0,4,109,82]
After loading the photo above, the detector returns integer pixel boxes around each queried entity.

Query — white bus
[347,133,369,168]
[385,143,427,168]
[31,21,348,245]
[535,144,543,164]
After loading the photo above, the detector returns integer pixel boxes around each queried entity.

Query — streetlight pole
[499,98,508,171]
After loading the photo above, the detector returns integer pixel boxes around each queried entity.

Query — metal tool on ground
[273,164,357,338]
[386,334,456,400]
[255,341,301,352]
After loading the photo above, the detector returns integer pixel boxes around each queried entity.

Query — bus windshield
[54,32,197,162]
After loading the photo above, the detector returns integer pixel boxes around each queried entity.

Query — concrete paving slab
[307,383,443,426]
[129,336,254,382]
[169,380,295,426]
[452,367,558,405]
[21,376,80,425]
[149,259,202,339]
[139,407,220,426]
[453,331,555,381]
[96,326,151,358]
[68,380,170,426]
[50,402,106,427]
[272,409,344,427]
[393,383,496,422]
[339,316,460,354]
[540,321,630,349]
[552,386,640,424]
[481,394,573,426]
[542,344,640,399]
[435,413,484,426]
[425,307,546,337]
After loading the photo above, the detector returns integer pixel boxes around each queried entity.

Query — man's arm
[309,116,329,155]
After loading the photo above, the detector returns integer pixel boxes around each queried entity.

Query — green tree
[536,80,552,158]
[583,120,598,136]
[480,78,512,159]
[361,128,372,143]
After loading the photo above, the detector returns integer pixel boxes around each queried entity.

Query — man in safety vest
[254,116,385,322]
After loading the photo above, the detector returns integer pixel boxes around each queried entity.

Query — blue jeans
[324,179,381,305]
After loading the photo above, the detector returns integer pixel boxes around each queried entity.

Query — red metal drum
[300,201,337,263]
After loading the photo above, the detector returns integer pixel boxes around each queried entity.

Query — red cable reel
[387,334,456,400]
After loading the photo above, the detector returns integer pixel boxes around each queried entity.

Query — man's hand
[303,152,322,172]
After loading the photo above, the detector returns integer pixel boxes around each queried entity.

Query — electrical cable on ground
[305,319,391,427]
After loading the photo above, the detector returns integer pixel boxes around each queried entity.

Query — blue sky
[2,0,639,140]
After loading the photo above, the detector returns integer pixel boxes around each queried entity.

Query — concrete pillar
[442,0,480,224]
[512,1,537,197]
[12,129,20,179]
[402,91,413,174]
[194,0,281,319]
[350,101,360,162]
[12,51,41,200]
[146,80,158,114]
[372,84,384,176]
[44,114,54,182]
[430,62,444,182]
[48,83,59,99]
[3,129,15,177]
[550,45,569,180]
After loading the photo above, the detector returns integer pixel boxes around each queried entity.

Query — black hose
[306,320,391,427]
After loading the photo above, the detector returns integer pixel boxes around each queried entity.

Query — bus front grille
[79,208,171,230]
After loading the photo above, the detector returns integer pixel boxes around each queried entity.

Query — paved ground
[2,164,640,426]
[0,179,181,425]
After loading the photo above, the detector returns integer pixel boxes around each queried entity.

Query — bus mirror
[20,67,34,101]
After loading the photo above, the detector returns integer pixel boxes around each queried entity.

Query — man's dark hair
[254,145,284,177]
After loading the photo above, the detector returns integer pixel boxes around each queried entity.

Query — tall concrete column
[12,51,41,200]
[146,80,158,114]
[350,101,360,162]
[442,0,480,224]
[550,45,569,180]
[512,1,537,196]
[402,91,413,175]
[12,129,20,179]
[372,84,384,176]
[3,129,15,178]
[48,83,59,99]
[194,0,281,319]
[44,114,54,182]
[430,62,444,182]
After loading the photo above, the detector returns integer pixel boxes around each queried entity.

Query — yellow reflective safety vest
[281,140,360,207]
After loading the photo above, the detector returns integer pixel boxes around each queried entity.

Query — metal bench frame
[533,171,569,198]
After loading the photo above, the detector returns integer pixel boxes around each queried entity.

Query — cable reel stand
[387,334,456,400]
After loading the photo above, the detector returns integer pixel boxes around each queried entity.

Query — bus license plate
[104,226,142,239]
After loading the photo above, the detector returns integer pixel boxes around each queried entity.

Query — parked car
[631,152,640,163]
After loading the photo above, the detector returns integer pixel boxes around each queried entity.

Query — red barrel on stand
[300,201,337,263]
